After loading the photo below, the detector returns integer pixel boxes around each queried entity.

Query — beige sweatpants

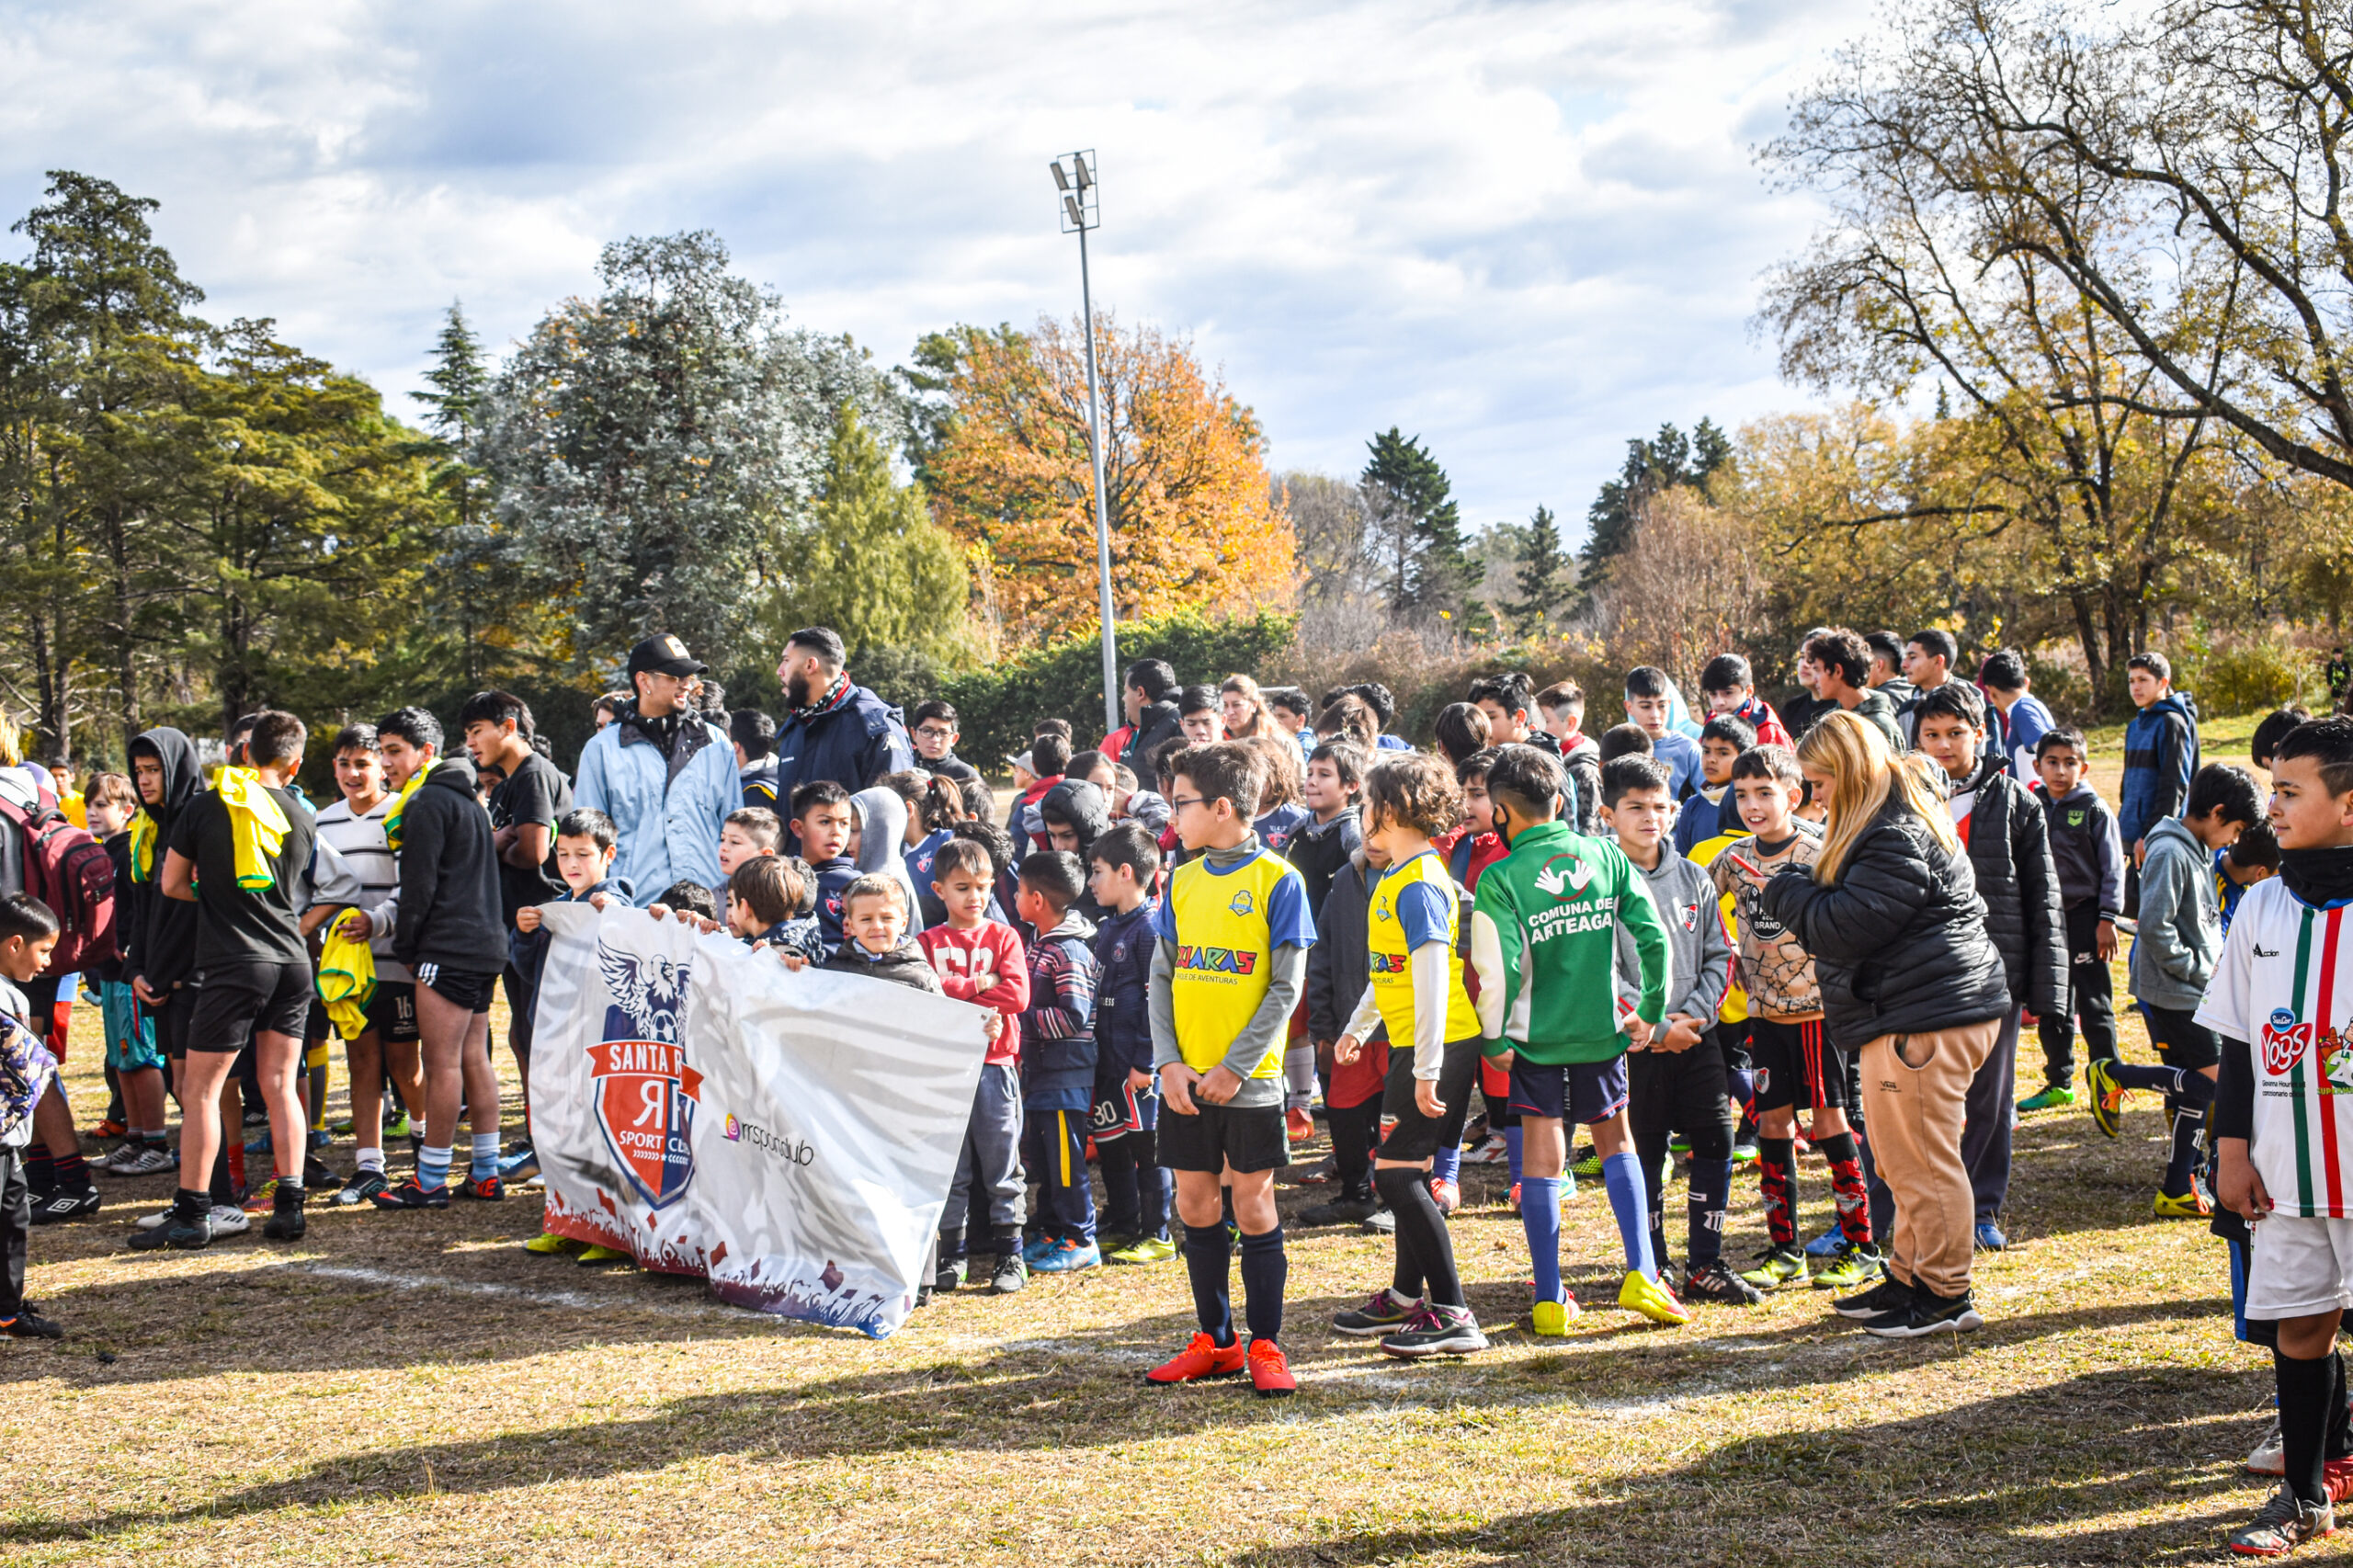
[1859,1018,2002,1301]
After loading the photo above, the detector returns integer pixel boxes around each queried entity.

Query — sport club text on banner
[528,903,990,1337]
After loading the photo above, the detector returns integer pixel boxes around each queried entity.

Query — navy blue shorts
[1089,1074,1161,1140]
[1507,1054,1630,1126]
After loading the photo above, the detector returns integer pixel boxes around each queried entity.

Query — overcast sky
[0,0,1874,542]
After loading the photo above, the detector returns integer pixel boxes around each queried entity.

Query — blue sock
[1520,1176,1564,1303]
[1433,1144,1461,1186]
[471,1131,499,1181]
[1603,1151,1656,1281]
[1506,1124,1524,1185]
[417,1144,452,1191]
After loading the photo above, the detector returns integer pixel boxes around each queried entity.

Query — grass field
[2,708,2328,1567]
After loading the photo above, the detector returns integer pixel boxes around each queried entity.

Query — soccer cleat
[1429,1178,1461,1214]
[126,1208,210,1252]
[1285,1106,1316,1143]
[1529,1294,1581,1335]
[2086,1058,2125,1139]
[1247,1338,1296,1397]
[2154,1189,2211,1220]
[1020,1233,1056,1267]
[575,1244,632,1266]
[1507,1181,1520,1216]
[1731,1134,1759,1165]
[243,1178,280,1215]
[1619,1270,1691,1325]
[2228,1485,2334,1556]
[383,1111,413,1140]
[1975,1221,2010,1251]
[1803,1222,1845,1258]
[1031,1238,1101,1272]
[1466,1133,1511,1165]
[2249,1416,2286,1476]
[1739,1244,1807,1290]
[1108,1234,1177,1266]
[1145,1331,1246,1385]
[1570,1145,1602,1179]
[262,1186,308,1242]
[934,1253,968,1290]
[29,1186,99,1225]
[1833,1275,1915,1320]
[1863,1290,1984,1338]
[369,1177,450,1210]
[1380,1304,1488,1358]
[453,1175,506,1202]
[0,1308,63,1339]
[1360,1208,1394,1233]
[1812,1241,1883,1291]
[92,1118,128,1140]
[108,1145,174,1177]
[1334,1288,1422,1335]
[335,1170,391,1207]
[206,1205,250,1237]
[1682,1260,1764,1306]
[989,1254,1028,1293]
[524,1230,584,1256]
[2018,1083,2078,1113]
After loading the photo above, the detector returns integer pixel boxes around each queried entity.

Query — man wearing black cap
[770,626,914,850]
[574,633,741,903]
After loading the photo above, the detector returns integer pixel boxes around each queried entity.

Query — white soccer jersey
[2198,878,2353,1218]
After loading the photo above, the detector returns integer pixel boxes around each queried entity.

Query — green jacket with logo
[1469,820,1668,1065]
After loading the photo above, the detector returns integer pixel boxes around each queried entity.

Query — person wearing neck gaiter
[2212,716,2353,1556]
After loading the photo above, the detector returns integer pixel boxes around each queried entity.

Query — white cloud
[0,0,1871,537]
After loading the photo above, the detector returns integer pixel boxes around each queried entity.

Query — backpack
[0,797,117,975]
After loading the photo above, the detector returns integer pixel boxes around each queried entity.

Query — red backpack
[0,797,117,976]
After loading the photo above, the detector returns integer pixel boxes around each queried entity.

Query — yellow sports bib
[1368,850,1482,1047]
[1168,850,1293,1077]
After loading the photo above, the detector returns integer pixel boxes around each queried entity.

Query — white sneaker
[111,1146,176,1177]
[207,1205,251,1237]
[2248,1415,2286,1476]
[1465,1134,1510,1165]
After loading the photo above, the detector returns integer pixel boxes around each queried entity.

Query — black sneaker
[914,1284,933,1309]
[1296,1196,1380,1227]
[262,1185,308,1242]
[301,1156,345,1194]
[1863,1289,1984,1338]
[1360,1208,1395,1234]
[1682,1260,1764,1306]
[933,1255,967,1293]
[126,1205,210,1252]
[1378,1303,1489,1359]
[1,1307,63,1339]
[29,1186,99,1225]
[369,1177,451,1210]
[1833,1275,1915,1321]
[335,1170,391,1207]
[989,1254,1027,1294]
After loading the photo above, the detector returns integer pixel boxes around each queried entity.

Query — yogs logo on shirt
[2264,1008,2311,1075]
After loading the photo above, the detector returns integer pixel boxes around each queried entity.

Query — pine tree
[1362,426,1474,615]
[419,303,496,683]
[1576,417,1728,608]
[417,302,487,449]
[1506,504,1573,635]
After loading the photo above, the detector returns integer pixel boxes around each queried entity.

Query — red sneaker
[1145,1331,1246,1386]
[93,1119,128,1140]
[2325,1455,2353,1504]
[1247,1337,1296,1398]
[1285,1107,1315,1143]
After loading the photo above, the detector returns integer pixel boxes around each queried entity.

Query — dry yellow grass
[0,710,2319,1567]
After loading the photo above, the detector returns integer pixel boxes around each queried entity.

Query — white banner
[529,903,991,1337]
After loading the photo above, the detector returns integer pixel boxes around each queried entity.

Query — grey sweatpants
[942,1062,1025,1250]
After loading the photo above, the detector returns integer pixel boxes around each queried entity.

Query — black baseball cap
[627,633,707,678]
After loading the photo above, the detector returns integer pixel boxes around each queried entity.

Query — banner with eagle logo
[529,903,990,1336]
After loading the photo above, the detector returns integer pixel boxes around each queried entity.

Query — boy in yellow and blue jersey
[1143,742,1317,1398]
[1331,752,1490,1358]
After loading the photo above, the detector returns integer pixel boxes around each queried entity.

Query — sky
[0,0,1877,543]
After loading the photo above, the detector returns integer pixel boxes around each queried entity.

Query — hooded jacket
[1562,734,1603,836]
[390,757,506,974]
[772,677,914,816]
[1118,699,1183,778]
[124,727,201,994]
[737,755,779,812]
[1760,801,2010,1047]
[2130,814,2222,1010]
[1019,907,1099,1110]
[847,785,923,919]
[2035,781,2125,919]
[1090,898,1157,1079]
[1307,847,1382,1045]
[819,934,945,994]
[1286,808,1362,917]
[1038,778,1113,921]
[1613,843,1734,1025]
[1948,756,2068,1015]
[2119,691,2200,847]
[574,701,740,904]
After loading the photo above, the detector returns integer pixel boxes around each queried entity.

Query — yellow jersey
[1368,850,1482,1046]
[1158,845,1315,1077]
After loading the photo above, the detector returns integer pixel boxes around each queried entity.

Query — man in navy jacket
[770,627,913,853]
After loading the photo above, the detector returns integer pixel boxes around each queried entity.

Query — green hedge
[861,609,1299,773]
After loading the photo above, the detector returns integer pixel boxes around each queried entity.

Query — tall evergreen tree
[1577,417,1731,608]
[1362,426,1474,615]
[1506,504,1573,635]
[418,302,499,684]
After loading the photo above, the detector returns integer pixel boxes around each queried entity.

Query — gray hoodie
[848,785,922,918]
[2130,814,2220,1010]
[1147,832,1308,1109]
[1614,843,1734,1026]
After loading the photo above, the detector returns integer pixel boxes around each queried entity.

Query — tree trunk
[2069,589,2106,699]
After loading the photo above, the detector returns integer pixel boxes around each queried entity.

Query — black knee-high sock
[2163,1073,2216,1198]
[24,1146,52,1197]
[1238,1225,1288,1344]
[1329,1103,1375,1200]
[2111,1061,2185,1096]
[2279,1348,2336,1506]
[1183,1222,1234,1346]
[1376,1165,1461,1308]
[2332,1352,2353,1463]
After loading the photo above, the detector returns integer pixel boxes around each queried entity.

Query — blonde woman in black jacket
[1747,710,2011,1337]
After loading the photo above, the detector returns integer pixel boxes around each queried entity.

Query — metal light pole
[1051,150,1120,738]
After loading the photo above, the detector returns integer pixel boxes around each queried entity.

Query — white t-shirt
[2197,878,2353,1218]
[314,793,410,983]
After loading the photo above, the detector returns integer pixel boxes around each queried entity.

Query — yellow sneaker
[575,1244,633,1266]
[1619,1270,1692,1326]
[524,1230,584,1256]
[2154,1188,2211,1220]
[1530,1295,1581,1336]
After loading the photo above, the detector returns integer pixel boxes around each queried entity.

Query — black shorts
[1718,1017,1753,1070]
[1507,1054,1631,1126]
[415,963,499,1015]
[2143,1003,2222,1073]
[1627,1030,1735,1146]
[1378,1036,1482,1164]
[1156,1099,1290,1175]
[188,961,314,1051]
[153,986,193,1062]
[1750,1016,1854,1113]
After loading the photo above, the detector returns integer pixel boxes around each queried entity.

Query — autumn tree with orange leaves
[910,314,1293,643]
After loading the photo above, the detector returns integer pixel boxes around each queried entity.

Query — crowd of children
[4,631,2352,1554]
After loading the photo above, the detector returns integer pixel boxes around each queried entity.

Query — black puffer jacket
[1761,801,2009,1048]
[1954,758,2067,1017]
[1119,700,1183,777]
[392,757,506,974]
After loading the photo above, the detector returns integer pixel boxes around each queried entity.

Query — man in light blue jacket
[574,635,740,903]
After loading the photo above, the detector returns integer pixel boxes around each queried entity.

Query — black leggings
[1326,1100,1382,1201]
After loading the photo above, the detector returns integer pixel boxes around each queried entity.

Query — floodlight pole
[1053,150,1120,738]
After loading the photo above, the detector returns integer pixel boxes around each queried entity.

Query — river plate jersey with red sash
[2199,877,2353,1218]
